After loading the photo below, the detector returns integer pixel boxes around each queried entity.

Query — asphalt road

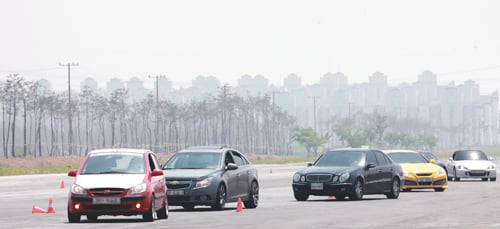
[1,164,500,229]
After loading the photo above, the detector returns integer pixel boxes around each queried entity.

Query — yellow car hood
[399,163,442,173]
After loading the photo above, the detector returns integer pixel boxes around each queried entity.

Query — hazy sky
[1,0,499,94]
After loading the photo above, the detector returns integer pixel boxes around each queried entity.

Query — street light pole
[59,62,78,155]
[149,75,165,152]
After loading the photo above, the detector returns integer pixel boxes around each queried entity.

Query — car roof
[326,148,376,152]
[88,148,150,155]
[383,149,419,154]
[178,146,234,154]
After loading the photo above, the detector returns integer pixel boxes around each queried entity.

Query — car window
[387,152,428,163]
[453,150,488,161]
[366,151,377,166]
[231,151,246,166]
[374,151,388,165]
[164,153,221,169]
[81,153,144,174]
[314,151,365,167]
[148,153,160,171]
[224,151,235,165]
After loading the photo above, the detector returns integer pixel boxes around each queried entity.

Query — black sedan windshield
[388,153,428,163]
[164,153,221,169]
[454,151,489,161]
[315,151,364,167]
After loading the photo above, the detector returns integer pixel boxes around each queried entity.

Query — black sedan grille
[89,188,125,196]
[306,174,332,182]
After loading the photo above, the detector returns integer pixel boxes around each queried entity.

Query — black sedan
[292,148,403,201]
[419,151,447,174]
[162,146,259,210]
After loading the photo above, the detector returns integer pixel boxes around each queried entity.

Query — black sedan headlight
[338,172,350,183]
[293,173,306,182]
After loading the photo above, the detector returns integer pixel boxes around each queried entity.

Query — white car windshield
[454,151,489,161]
[81,153,145,174]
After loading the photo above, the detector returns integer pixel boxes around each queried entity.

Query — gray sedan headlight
[339,172,350,183]
[195,177,214,188]
[457,165,468,170]
[487,164,496,170]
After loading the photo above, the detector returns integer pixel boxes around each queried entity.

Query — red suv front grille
[89,188,125,196]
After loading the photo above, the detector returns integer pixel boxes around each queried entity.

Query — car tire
[434,188,445,192]
[243,181,259,209]
[454,168,460,181]
[86,215,97,221]
[182,204,195,211]
[491,178,496,182]
[211,184,226,211]
[386,178,400,199]
[293,191,309,201]
[143,197,156,222]
[157,198,169,220]
[349,178,364,200]
[67,207,80,223]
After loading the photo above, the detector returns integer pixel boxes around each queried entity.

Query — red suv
[67,148,168,222]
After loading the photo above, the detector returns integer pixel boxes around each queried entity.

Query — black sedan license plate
[92,197,120,205]
[311,183,323,190]
[167,190,184,196]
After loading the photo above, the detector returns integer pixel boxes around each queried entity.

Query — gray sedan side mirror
[489,157,495,161]
[225,163,238,170]
[307,162,313,167]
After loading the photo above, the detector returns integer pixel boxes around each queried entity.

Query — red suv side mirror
[151,169,164,176]
[68,169,77,177]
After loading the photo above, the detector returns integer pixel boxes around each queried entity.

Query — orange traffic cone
[32,205,47,214]
[236,198,243,212]
[269,168,273,174]
[47,199,56,213]
[60,180,65,189]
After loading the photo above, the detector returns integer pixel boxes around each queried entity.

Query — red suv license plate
[92,197,121,204]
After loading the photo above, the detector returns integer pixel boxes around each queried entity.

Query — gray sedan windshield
[164,153,221,169]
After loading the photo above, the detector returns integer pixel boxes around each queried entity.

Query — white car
[446,150,496,182]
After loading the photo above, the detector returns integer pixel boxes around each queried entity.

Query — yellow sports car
[384,150,448,192]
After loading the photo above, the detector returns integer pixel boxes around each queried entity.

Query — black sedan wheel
[349,178,364,200]
[386,178,400,199]
[211,184,226,210]
[294,191,309,201]
[244,181,259,208]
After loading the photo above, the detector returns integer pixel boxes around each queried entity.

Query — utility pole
[149,75,165,152]
[313,96,318,133]
[59,62,78,155]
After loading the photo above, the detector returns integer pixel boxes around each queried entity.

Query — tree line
[1,75,299,157]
